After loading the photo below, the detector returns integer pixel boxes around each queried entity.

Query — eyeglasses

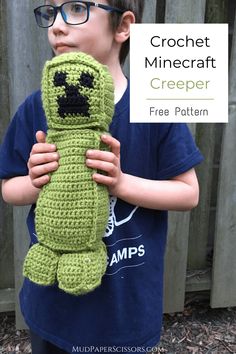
[34,1,125,28]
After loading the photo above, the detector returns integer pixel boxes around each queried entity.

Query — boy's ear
[114,11,135,44]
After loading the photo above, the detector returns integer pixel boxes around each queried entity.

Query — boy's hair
[107,0,144,64]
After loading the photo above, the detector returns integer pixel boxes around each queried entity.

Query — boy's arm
[86,135,200,211]
[2,176,40,206]
[106,168,199,211]
[1,131,59,206]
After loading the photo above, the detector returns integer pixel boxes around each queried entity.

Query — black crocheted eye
[54,72,67,87]
[79,73,94,89]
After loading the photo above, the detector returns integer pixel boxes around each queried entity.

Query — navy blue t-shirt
[0,82,203,352]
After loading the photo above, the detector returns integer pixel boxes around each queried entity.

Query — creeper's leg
[23,243,59,286]
[57,243,107,295]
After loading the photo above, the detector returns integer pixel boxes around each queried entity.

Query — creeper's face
[42,52,114,130]
[53,71,94,119]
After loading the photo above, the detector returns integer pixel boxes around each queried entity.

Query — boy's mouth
[55,43,75,53]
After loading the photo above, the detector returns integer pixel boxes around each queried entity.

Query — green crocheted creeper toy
[23,52,114,295]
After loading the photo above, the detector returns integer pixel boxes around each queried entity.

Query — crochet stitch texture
[23,52,114,295]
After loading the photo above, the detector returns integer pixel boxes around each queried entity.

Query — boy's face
[47,0,117,66]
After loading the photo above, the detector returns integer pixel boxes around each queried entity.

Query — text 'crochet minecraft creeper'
[23,52,114,295]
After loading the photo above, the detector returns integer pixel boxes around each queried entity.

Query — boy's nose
[51,10,68,33]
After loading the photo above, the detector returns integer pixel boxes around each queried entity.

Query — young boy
[0,1,203,353]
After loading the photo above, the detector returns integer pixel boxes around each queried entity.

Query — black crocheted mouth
[53,71,94,119]
[57,92,90,118]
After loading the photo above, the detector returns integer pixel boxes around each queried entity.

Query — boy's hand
[86,135,124,197]
[28,131,59,189]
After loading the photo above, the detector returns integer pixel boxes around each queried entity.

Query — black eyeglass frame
[34,1,125,28]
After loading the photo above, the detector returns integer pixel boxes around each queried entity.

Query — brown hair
[107,0,144,64]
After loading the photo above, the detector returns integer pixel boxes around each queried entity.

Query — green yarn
[23,52,114,295]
